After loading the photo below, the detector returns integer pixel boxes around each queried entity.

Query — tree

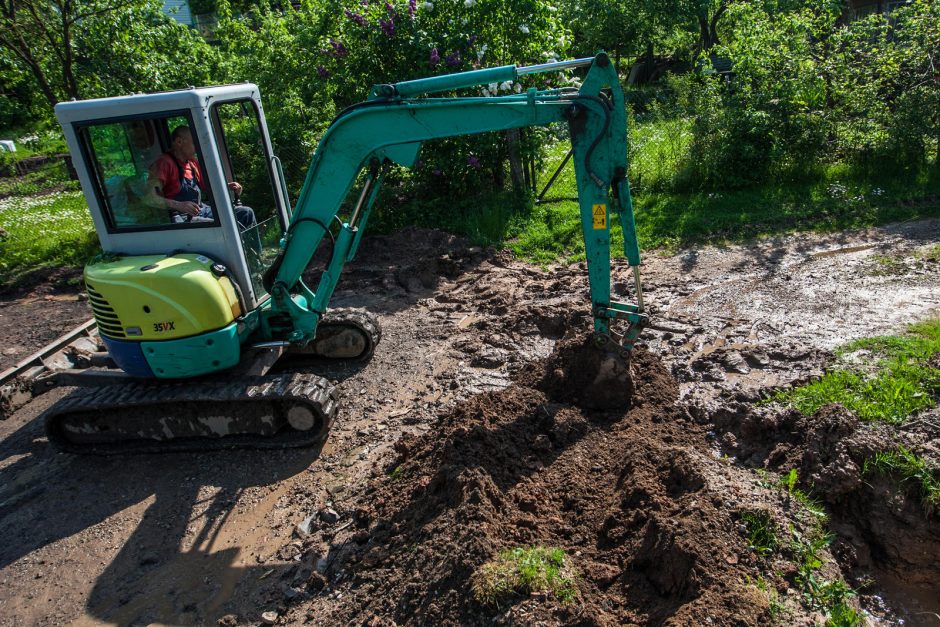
[0,0,216,112]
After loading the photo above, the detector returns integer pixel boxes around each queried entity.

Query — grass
[471,546,579,606]
[741,509,780,557]
[0,190,99,288]
[775,318,940,424]
[864,447,940,516]
[372,119,940,263]
[789,525,861,626]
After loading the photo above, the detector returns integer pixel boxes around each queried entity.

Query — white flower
[464,0,475,6]
[461,17,467,24]
[546,5,557,11]
[518,24,529,34]
[513,82,522,93]
[499,80,512,91]
[481,88,490,97]
[420,1,433,9]
[488,82,498,92]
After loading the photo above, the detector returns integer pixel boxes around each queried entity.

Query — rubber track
[43,372,338,455]
[303,307,382,360]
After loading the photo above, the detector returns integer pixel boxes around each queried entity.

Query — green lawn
[0,190,98,287]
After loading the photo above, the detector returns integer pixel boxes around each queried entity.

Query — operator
[149,125,256,230]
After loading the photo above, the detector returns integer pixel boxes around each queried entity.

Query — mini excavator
[47,52,648,453]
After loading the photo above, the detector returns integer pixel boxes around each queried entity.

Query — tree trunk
[60,10,81,100]
[506,129,525,191]
[643,42,654,83]
[0,33,60,107]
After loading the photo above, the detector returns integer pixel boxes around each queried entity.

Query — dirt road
[0,222,938,625]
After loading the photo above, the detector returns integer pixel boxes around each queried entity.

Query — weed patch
[864,447,940,516]
[471,546,579,607]
[741,510,780,557]
[788,526,861,626]
[750,576,784,621]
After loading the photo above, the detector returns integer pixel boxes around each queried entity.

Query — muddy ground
[0,221,938,625]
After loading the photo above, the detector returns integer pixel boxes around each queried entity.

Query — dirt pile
[303,337,774,625]
[539,334,636,410]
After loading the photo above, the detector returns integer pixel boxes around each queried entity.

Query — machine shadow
[0,399,329,624]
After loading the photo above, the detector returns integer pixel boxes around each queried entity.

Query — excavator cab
[56,86,287,312]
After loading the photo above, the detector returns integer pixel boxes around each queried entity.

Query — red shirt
[150,153,204,199]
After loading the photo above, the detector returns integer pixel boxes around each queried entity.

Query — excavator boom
[266,52,647,353]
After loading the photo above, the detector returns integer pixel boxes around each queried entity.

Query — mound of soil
[311,338,773,625]
[538,334,637,410]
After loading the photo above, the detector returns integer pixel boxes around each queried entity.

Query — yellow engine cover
[84,253,242,341]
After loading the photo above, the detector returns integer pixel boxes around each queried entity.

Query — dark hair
[171,125,191,141]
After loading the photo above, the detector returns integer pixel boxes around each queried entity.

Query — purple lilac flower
[344,9,367,26]
[385,1,395,14]
[432,168,442,177]
[467,154,481,169]
[468,34,477,46]
[445,50,460,66]
[414,159,424,169]
[408,0,416,17]
[317,66,330,78]
[380,17,395,36]
[429,47,440,66]
[330,39,348,58]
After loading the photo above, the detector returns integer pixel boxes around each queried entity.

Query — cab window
[78,114,217,231]
[211,99,284,298]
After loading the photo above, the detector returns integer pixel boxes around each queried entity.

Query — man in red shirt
[150,126,255,229]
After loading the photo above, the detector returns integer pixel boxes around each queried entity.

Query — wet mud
[1,221,939,625]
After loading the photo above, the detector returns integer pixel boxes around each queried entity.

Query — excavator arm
[264,52,648,354]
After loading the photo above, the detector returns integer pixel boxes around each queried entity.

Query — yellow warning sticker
[592,204,607,230]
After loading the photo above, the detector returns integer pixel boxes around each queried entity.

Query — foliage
[471,546,579,606]
[661,0,939,191]
[214,0,337,195]
[0,0,217,111]
[741,509,779,556]
[215,0,568,204]
[864,447,940,516]
[775,317,940,424]
[789,526,860,626]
